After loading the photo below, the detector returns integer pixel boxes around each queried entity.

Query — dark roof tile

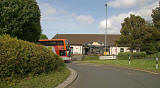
[52,34,120,46]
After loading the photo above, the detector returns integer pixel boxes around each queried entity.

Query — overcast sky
[37,0,159,39]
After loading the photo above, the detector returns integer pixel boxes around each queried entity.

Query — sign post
[129,56,131,65]
[156,57,158,69]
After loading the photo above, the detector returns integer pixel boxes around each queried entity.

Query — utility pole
[105,3,107,56]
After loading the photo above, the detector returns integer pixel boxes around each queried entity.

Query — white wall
[70,45,130,55]
[110,47,130,55]
[71,45,83,55]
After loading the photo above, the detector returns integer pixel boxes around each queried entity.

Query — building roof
[52,34,121,46]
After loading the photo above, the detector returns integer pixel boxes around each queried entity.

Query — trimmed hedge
[147,52,160,59]
[117,52,146,60]
[0,35,64,81]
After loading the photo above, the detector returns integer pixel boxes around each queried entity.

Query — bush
[117,52,146,60]
[147,52,160,59]
[40,34,48,40]
[132,52,146,59]
[117,52,131,60]
[0,35,64,81]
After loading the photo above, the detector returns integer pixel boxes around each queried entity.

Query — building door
[70,47,73,55]
[85,48,89,55]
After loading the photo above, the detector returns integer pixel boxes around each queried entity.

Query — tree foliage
[40,34,48,40]
[117,14,146,51]
[0,0,41,42]
[141,25,160,54]
[151,2,160,29]
[117,3,160,54]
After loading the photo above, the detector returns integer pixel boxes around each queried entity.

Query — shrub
[40,34,48,40]
[117,52,146,60]
[117,52,131,60]
[0,35,64,81]
[148,52,160,59]
[132,52,146,59]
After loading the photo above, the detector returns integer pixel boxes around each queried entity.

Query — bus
[38,39,72,62]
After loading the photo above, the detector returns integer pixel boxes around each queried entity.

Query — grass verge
[82,56,99,61]
[0,67,70,88]
[81,59,160,73]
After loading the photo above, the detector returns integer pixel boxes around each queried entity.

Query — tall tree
[117,14,146,51]
[141,24,160,54]
[151,1,160,29]
[0,0,41,42]
[148,2,160,54]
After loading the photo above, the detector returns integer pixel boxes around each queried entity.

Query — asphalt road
[67,62,160,88]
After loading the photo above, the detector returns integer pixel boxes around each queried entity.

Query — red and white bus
[38,39,72,62]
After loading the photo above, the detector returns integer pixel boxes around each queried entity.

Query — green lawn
[82,59,160,73]
[82,56,99,61]
[0,67,70,88]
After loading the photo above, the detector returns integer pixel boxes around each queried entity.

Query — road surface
[67,62,160,88]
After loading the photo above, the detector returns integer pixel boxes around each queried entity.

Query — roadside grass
[81,59,160,73]
[0,67,70,88]
[82,56,99,61]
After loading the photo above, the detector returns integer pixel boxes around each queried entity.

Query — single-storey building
[53,34,130,56]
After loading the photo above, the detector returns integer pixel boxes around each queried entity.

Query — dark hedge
[117,52,146,60]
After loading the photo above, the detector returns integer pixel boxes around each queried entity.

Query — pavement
[67,62,160,88]
[55,67,78,88]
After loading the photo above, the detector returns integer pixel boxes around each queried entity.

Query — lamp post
[105,3,107,56]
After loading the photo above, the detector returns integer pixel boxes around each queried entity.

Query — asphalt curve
[67,62,160,88]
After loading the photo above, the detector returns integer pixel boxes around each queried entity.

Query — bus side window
[60,50,66,56]
[57,41,64,45]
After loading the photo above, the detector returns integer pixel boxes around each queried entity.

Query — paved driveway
[67,62,160,88]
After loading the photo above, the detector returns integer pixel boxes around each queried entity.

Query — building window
[120,48,124,52]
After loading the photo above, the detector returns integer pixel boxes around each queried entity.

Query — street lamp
[105,3,107,56]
